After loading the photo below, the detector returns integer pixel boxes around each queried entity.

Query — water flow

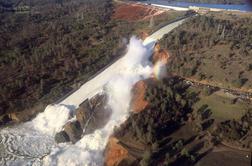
[0,36,158,166]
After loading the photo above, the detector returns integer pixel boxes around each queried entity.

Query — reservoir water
[143,0,252,11]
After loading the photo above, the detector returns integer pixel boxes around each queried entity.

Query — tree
[140,150,152,166]
[163,153,170,165]
[181,148,189,157]
[202,86,213,96]
[151,142,159,151]
[249,141,252,166]
[174,140,183,151]
[246,64,252,71]
[232,78,248,88]
[40,79,45,94]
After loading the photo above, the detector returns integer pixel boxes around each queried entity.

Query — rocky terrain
[55,94,111,143]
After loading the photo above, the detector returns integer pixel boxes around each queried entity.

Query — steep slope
[105,41,171,166]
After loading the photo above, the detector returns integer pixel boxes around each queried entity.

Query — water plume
[42,36,157,165]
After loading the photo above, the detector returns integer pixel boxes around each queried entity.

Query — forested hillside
[107,12,252,166]
[111,76,252,166]
[0,0,137,124]
[114,78,200,166]
[0,0,187,125]
[160,13,252,91]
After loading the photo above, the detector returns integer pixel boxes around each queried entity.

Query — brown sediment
[130,44,171,114]
[152,44,170,64]
[131,80,149,113]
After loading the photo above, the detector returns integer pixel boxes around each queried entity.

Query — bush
[232,78,248,88]
[140,150,152,166]
[202,86,214,96]
[246,64,252,71]
[151,142,159,151]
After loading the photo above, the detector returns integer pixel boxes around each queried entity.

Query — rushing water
[0,124,55,165]
[0,37,156,166]
[0,17,188,166]
[143,0,252,11]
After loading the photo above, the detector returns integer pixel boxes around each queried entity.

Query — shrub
[202,86,214,96]
[232,78,248,88]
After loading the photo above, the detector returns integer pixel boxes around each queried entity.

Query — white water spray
[42,36,155,166]
[0,18,188,166]
[0,36,161,166]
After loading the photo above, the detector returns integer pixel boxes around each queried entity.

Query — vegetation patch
[111,76,252,166]
[193,90,249,121]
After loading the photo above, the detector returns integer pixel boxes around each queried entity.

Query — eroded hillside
[105,11,252,166]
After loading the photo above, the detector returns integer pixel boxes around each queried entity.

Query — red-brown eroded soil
[104,137,130,166]
[131,80,149,113]
[104,39,171,166]
[153,44,170,64]
[139,31,149,40]
[113,3,164,22]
